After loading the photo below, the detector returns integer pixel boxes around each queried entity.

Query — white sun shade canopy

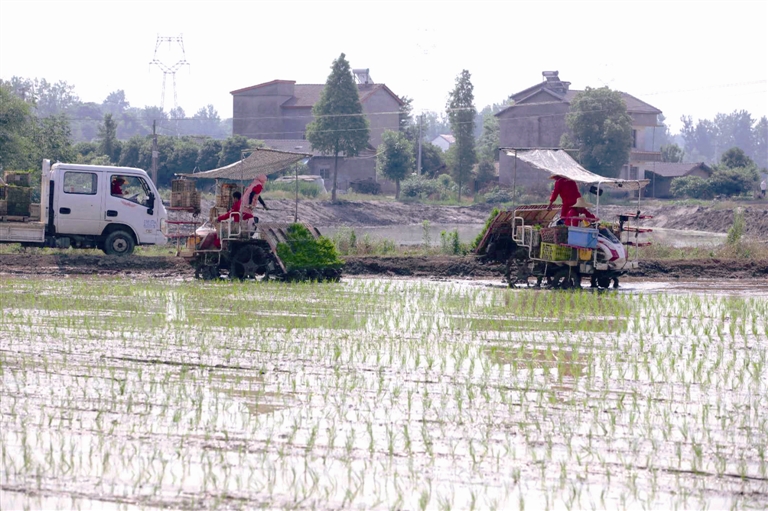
[180,148,311,181]
[504,149,649,190]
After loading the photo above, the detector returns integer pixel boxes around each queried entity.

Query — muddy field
[1,276,767,510]
[1,252,767,282]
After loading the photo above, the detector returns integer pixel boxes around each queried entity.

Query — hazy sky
[1,0,766,133]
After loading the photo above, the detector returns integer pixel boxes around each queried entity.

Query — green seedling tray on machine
[540,242,573,261]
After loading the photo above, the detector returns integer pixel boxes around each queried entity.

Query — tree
[718,147,754,170]
[661,143,684,162]
[196,138,223,171]
[31,114,76,165]
[306,53,370,202]
[97,113,120,163]
[446,70,477,201]
[755,116,768,169]
[0,82,33,169]
[118,136,147,168]
[477,112,500,162]
[218,135,252,167]
[416,142,445,178]
[377,130,414,199]
[475,160,497,188]
[562,87,633,178]
[102,90,129,116]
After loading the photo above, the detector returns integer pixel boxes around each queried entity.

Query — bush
[276,224,343,271]
[440,229,467,255]
[349,179,381,195]
[727,208,745,245]
[481,186,516,204]
[670,175,713,199]
[330,227,397,256]
[264,180,323,198]
[709,167,758,197]
[400,175,442,199]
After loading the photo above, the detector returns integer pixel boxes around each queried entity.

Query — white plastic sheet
[504,149,649,190]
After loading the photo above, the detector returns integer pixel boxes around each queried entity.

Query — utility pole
[417,113,423,175]
[151,120,159,184]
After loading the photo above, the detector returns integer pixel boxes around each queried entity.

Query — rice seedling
[0,276,766,509]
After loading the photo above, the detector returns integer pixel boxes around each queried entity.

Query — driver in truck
[111,176,126,196]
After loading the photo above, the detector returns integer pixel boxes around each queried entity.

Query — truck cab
[44,161,167,254]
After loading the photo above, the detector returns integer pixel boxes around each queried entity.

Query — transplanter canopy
[179,148,311,181]
[503,148,649,190]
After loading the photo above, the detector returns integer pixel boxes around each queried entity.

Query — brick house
[644,162,712,198]
[496,71,663,189]
[230,70,402,193]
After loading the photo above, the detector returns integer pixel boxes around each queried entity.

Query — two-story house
[496,71,663,189]
[230,69,403,192]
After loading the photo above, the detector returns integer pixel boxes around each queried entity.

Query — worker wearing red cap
[547,175,581,218]
[242,174,269,218]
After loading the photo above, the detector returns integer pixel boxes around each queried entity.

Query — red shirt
[111,182,123,195]
[217,199,253,222]
[550,177,581,214]
[565,207,596,227]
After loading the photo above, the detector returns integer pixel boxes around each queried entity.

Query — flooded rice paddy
[1,277,767,510]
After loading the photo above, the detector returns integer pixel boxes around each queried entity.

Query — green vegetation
[305,53,370,202]
[1,277,766,509]
[562,86,633,178]
[276,223,343,272]
[263,180,324,198]
[472,207,501,249]
[446,70,477,200]
[376,130,414,199]
[671,147,761,199]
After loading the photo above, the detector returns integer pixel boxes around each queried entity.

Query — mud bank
[344,256,768,280]
[1,253,766,280]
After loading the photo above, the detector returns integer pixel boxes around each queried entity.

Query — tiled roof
[438,134,455,144]
[261,139,324,157]
[498,82,662,116]
[261,139,377,158]
[229,79,296,95]
[280,83,401,108]
[645,162,711,178]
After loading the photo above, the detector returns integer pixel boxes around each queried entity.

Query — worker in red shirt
[111,176,126,196]
[242,174,269,219]
[217,191,253,222]
[547,175,581,218]
[564,197,597,226]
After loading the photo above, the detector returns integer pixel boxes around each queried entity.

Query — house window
[319,167,330,180]
[632,129,637,149]
[630,166,639,180]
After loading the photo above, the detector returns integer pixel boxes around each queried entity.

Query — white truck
[0,160,167,255]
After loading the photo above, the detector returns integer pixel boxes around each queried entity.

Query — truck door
[55,171,103,235]
[105,174,156,243]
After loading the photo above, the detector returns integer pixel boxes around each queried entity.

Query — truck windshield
[111,175,152,207]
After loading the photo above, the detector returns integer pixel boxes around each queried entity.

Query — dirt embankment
[1,253,766,280]
[197,199,495,227]
[239,200,768,239]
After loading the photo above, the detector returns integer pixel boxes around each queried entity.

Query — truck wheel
[103,230,135,256]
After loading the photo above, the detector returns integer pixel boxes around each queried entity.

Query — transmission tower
[149,35,190,111]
